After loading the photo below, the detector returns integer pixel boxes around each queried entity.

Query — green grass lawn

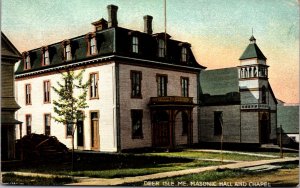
[2,173,77,185]
[146,151,276,161]
[11,160,224,178]
[248,151,299,157]
[4,150,296,180]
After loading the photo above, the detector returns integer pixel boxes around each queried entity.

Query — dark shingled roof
[15,26,205,75]
[277,105,299,134]
[239,42,267,60]
[199,67,240,105]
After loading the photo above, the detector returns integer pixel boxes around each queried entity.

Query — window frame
[44,113,51,136]
[90,37,97,55]
[89,72,99,99]
[156,74,168,97]
[132,36,139,54]
[214,111,223,136]
[62,40,72,61]
[181,47,187,63]
[25,114,32,135]
[66,123,73,137]
[42,47,50,66]
[23,53,31,70]
[158,39,166,58]
[131,109,143,139]
[181,77,189,97]
[43,80,51,103]
[25,84,31,105]
[130,70,142,98]
[65,44,72,61]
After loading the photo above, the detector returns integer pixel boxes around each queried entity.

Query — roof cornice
[15,55,205,78]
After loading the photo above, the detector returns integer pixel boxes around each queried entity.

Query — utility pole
[280,124,283,158]
[220,113,223,164]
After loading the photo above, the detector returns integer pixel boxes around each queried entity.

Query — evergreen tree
[52,69,89,170]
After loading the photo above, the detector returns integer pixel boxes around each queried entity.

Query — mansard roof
[15,26,205,76]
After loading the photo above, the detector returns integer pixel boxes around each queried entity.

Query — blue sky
[2,0,299,103]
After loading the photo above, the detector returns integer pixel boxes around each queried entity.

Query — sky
[2,0,299,103]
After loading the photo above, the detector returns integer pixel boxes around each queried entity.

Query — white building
[15,5,205,152]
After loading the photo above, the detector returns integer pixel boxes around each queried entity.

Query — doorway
[152,111,170,147]
[90,111,99,150]
[260,112,270,144]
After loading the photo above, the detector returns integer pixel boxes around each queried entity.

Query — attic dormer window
[90,37,97,55]
[65,44,71,61]
[23,52,31,70]
[132,36,139,53]
[42,47,50,66]
[158,39,165,58]
[179,43,191,63]
[181,47,187,62]
[62,40,72,61]
[86,33,97,56]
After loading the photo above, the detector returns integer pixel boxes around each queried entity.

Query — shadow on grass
[2,173,77,186]
[2,152,194,174]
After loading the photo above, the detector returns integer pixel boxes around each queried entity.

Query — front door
[260,113,270,144]
[152,111,170,147]
[91,112,99,150]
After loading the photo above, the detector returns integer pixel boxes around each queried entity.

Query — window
[25,84,31,105]
[182,112,188,135]
[43,80,51,103]
[26,115,32,135]
[44,114,51,136]
[181,47,187,62]
[131,71,142,98]
[42,49,50,66]
[131,110,143,139]
[90,37,97,55]
[262,86,267,104]
[24,54,31,70]
[90,73,99,99]
[132,36,139,53]
[158,39,165,57]
[157,74,168,97]
[181,77,189,97]
[214,111,223,136]
[64,44,72,61]
[66,123,73,137]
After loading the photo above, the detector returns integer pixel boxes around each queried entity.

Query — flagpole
[164,0,167,57]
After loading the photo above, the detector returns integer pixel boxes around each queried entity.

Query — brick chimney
[143,15,153,35]
[107,5,118,28]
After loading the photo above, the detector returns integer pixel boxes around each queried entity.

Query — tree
[52,69,89,170]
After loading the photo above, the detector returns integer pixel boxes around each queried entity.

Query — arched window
[261,86,267,104]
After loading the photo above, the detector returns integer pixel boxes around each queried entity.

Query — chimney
[107,5,118,27]
[143,15,153,35]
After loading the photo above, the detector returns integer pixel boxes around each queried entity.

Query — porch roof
[148,96,195,108]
